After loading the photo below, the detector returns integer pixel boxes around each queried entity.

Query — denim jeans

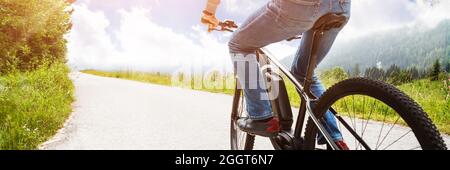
[229,0,351,142]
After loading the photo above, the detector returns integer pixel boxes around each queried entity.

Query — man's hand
[201,11,220,32]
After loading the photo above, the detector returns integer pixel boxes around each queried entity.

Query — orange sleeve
[205,0,221,14]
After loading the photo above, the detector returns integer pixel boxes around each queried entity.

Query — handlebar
[208,20,238,32]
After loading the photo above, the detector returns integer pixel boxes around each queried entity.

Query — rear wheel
[303,78,447,150]
[230,88,255,150]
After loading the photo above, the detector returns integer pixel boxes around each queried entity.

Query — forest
[282,19,450,81]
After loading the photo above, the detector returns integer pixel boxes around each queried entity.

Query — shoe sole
[246,131,279,138]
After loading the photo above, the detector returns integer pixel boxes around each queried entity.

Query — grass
[82,70,236,95]
[82,70,173,86]
[320,77,450,134]
[398,79,450,134]
[0,63,74,149]
[82,70,450,134]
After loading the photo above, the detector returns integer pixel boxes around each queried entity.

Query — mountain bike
[212,13,447,150]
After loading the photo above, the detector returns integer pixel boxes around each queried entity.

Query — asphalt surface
[41,73,449,150]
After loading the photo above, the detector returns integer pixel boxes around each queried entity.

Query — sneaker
[237,117,280,137]
[335,140,350,150]
[327,140,350,150]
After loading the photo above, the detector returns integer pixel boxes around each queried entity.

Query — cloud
[223,0,267,16]
[68,0,450,73]
[339,0,450,40]
[68,4,232,73]
[413,0,450,28]
[67,4,118,71]
[220,0,449,41]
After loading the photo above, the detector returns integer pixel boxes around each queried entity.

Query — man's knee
[228,36,249,54]
[228,32,256,54]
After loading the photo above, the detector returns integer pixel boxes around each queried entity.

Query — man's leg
[291,28,345,143]
[229,0,318,137]
[290,0,351,144]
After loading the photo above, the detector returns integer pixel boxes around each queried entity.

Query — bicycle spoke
[351,96,357,130]
[343,97,357,149]
[356,96,367,150]
[376,115,401,150]
[382,129,412,150]
[336,115,371,150]
[333,106,343,142]
[237,92,246,149]
[342,97,350,115]
[375,106,389,149]
[361,96,366,127]
[361,99,377,145]
[343,97,353,147]
[351,95,358,149]
[408,146,422,150]
[356,98,374,150]
[337,102,345,141]
[299,78,445,150]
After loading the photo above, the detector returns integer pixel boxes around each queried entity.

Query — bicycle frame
[223,13,349,150]
[257,47,340,150]
[228,13,446,150]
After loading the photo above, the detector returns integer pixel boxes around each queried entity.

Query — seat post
[302,13,348,99]
[303,30,322,99]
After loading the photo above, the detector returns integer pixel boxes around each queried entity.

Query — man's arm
[205,0,221,14]
[201,0,221,31]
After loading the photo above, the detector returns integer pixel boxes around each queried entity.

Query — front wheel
[303,78,447,150]
[230,88,255,150]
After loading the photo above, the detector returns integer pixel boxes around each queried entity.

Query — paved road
[41,73,449,150]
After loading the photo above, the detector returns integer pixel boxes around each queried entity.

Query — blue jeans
[229,0,351,142]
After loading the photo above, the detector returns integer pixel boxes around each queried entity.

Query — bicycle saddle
[286,13,348,41]
[313,13,348,31]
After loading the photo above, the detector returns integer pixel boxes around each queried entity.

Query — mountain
[282,20,450,71]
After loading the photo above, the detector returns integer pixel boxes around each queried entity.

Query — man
[201,0,351,150]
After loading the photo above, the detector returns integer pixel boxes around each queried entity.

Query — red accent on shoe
[336,141,350,150]
[265,117,280,133]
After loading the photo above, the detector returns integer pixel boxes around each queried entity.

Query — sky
[67,0,450,73]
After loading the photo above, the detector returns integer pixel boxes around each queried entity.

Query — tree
[384,64,403,85]
[0,0,73,73]
[320,67,349,86]
[445,62,450,73]
[364,66,385,81]
[386,64,401,78]
[399,70,413,84]
[430,59,441,81]
[352,64,361,77]
[419,69,430,79]
[408,66,420,80]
